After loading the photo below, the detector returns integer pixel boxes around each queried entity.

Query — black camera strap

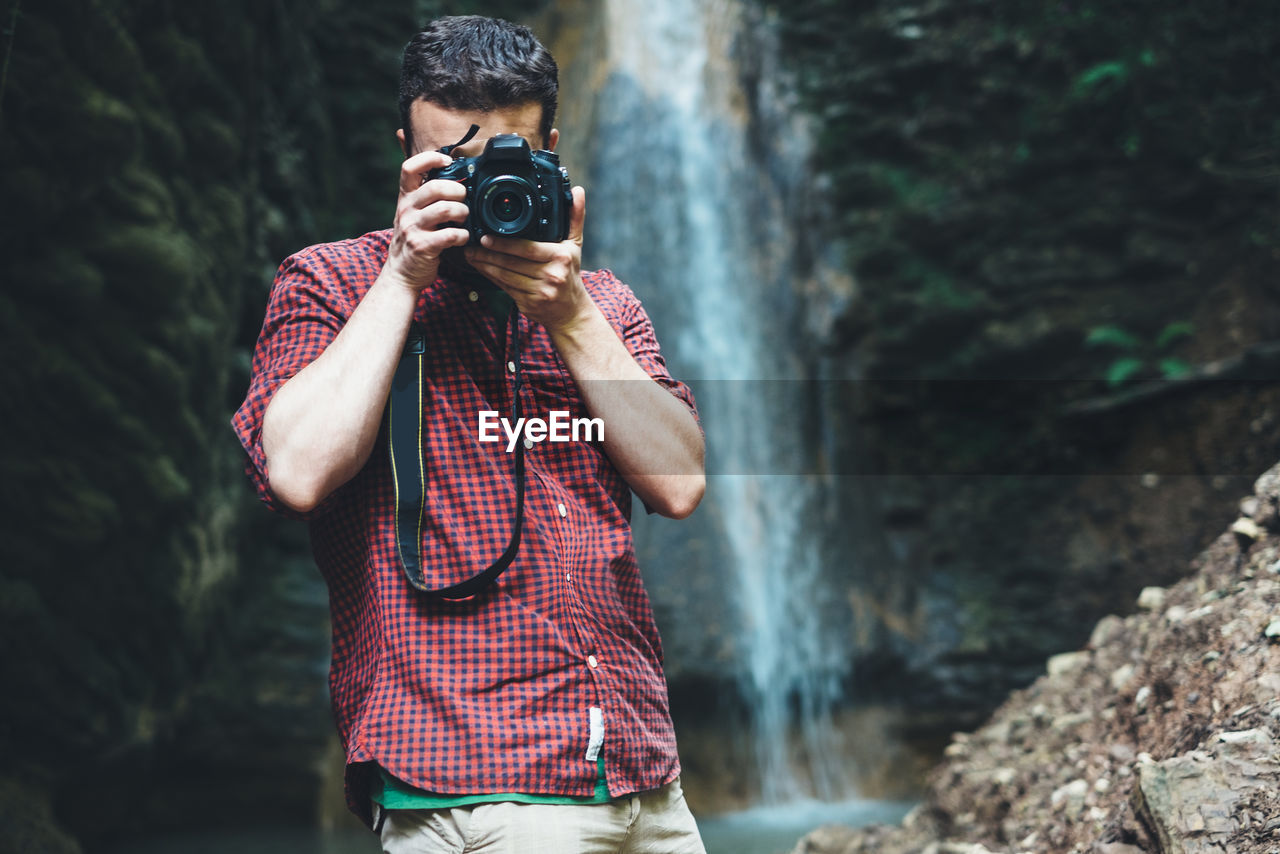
[438,123,480,157]
[387,307,525,599]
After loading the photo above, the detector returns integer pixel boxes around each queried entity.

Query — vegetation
[764,0,1280,383]
[0,0,543,844]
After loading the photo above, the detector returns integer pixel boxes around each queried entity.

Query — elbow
[266,456,331,515]
[653,473,705,520]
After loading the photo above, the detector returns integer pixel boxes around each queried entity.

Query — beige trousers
[377,778,707,854]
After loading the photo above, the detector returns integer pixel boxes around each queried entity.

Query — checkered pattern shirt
[232,229,698,825]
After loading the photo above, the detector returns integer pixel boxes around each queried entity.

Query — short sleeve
[231,249,354,516]
[586,270,701,433]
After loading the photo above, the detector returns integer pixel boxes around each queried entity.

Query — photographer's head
[399,16,559,156]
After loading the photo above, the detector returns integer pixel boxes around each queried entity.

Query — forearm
[262,274,419,512]
[549,304,706,518]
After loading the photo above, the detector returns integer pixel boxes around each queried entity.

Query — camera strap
[387,307,525,599]
[438,123,480,157]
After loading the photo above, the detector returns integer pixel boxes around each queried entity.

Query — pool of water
[100,798,915,854]
[697,798,917,854]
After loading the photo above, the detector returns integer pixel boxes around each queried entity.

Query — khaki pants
[377,778,707,854]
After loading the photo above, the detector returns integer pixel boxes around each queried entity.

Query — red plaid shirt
[232,230,698,825]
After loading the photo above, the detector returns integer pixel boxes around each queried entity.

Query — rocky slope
[793,461,1280,854]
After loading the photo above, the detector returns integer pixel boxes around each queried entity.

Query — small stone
[1053,710,1093,731]
[1203,650,1221,662]
[1216,728,1269,745]
[992,767,1016,786]
[1137,587,1167,610]
[1265,618,1280,640]
[1048,651,1089,677]
[1089,615,1125,648]
[1233,517,1265,541]
[1111,663,1137,691]
[1166,605,1188,623]
[1051,778,1089,812]
[1109,742,1136,763]
[1135,685,1152,712]
[1241,496,1261,517]
[1188,691,1200,703]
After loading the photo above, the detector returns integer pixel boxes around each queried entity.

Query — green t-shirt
[370,756,612,809]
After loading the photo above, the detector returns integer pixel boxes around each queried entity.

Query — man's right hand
[261,150,471,513]
[383,150,472,291]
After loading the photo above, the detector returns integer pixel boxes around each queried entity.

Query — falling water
[548,0,855,803]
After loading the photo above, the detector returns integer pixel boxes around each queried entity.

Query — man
[232,15,707,853]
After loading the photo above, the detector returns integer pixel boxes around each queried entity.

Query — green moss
[85,225,197,303]
[103,164,177,224]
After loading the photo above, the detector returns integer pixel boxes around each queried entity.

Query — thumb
[568,186,586,246]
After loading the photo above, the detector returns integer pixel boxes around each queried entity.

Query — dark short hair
[399,16,559,153]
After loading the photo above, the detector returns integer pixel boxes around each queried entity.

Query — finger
[397,225,470,261]
[568,185,586,246]
[464,245,545,280]
[404,179,467,209]
[429,227,472,252]
[468,261,534,295]
[403,200,469,230]
[478,234,555,262]
[399,150,454,195]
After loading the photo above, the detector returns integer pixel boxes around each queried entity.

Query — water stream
[551,0,859,804]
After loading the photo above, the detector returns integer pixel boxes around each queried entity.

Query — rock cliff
[792,462,1280,853]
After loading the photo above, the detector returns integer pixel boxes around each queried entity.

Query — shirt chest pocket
[517,331,586,420]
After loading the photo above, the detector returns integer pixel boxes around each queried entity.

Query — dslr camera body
[432,133,572,243]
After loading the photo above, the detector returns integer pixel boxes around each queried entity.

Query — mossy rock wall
[0,0,542,845]
[762,0,1280,722]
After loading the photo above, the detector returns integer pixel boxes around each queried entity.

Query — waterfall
[542,0,857,804]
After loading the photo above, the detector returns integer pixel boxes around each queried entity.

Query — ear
[547,128,559,152]
[396,128,408,157]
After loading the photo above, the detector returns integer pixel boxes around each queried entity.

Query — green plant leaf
[1072,60,1129,97]
[1085,325,1141,351]
[1106,357,1145,387]
[1158,358,1192,379]
[1155,321,1195,350]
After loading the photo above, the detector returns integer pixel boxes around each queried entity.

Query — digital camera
[431,133,572,243]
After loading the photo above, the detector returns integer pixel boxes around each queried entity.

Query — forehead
[408,100,544,155]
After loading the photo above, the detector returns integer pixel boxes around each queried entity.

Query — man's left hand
[464,186,591,332]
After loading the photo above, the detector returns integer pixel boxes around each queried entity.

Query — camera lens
[479,176,535,236]
[492,192,524,223]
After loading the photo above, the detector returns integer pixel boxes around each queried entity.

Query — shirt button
[587,655,599,669]
[557,503,567,517]
[523,437,534,450]
[507,360,516,373]
[566,572,572,583]
[468,290,479,302]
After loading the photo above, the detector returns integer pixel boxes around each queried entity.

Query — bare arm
[463,187,706,518]
[261,150,470,512]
